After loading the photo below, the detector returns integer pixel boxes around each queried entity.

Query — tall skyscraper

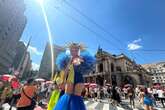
[12,42,26,70]
[0,0,26,74]
[39,43,65,79]
[12,41,32,79]
[20,52,32,79]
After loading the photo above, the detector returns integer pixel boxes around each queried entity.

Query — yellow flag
[67,64,74,83]
[53,73,57,82]
[54,71,64,85]
[60,70,65,82]
[47,90,60,110]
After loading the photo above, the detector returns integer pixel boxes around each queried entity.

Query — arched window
[116,66,122,72]
[123,75,134,85]
[98,63,103,72]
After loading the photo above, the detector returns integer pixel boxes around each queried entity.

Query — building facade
[39,43,64,79]
[12,41,32,79]
[0,0,26,74]
[30,70,39,78]
[84,47,152,87]
[20,52,32,80]
[142,62,165,86]
[12,41,26,70]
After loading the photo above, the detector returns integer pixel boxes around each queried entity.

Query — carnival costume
[48,72,65,110]
[53,43,95,110]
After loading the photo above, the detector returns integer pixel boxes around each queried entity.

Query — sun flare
[36,0,44,5]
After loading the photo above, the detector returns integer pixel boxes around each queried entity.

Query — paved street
[2,103,16,110]
[2,100,165,110]
[85,99,165,110]
[85,100,124,110]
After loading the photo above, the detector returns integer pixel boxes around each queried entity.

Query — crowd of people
[82,85,121,104]
[0,43,165,110]
[81,84,165,110]
[0,43,96,110]
[0,76,165,110]
[0,77,53,110]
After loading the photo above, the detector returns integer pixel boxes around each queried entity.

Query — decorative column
[108,59,112,84]
[96,62,98,73]
[105,60,108,72]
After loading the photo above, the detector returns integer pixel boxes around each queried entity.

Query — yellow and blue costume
[47,89,60,110]
[53,49,95,110]
[48,72,65,110]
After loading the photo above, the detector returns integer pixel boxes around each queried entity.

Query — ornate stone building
[84,47,152,87]
[142,62,165,86]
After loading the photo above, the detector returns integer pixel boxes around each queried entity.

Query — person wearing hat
[53,43,95,110]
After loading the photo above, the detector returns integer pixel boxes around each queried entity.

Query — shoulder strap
[22,88,32,100]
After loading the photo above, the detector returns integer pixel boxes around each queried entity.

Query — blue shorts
[144,97,153,106]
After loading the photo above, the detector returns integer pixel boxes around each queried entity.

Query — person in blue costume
[53,43,95,110]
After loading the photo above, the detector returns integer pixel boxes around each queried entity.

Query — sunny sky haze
[20,0,165,70]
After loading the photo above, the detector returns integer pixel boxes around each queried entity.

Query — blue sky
[21,0,165,70]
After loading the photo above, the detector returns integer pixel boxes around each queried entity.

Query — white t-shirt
[48,84,53,93]
[152,89,157,94]
[147,88,152,94]
[135,87,139,93]
[157,90,165,98]
[41,83,46,92]
[94,88,97,93]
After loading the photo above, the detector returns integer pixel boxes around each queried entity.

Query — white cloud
[28,46,43,56]
[32,62,40,70]
[128,43,142,50]
[23,42,43,56]
[128,38,142,50]
[133,38,142,43]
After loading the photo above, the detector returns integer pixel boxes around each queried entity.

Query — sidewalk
[2,103,46,110]
[121,99,165,110]
[121,99,144,110]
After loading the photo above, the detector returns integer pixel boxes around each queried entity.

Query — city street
[85,99,165,110]
[1,0,165,110]
[2,99,165,110]
[85,99,125,110]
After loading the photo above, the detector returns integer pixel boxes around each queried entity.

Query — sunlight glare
[36,0,44,5]
[38,1,55,80]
